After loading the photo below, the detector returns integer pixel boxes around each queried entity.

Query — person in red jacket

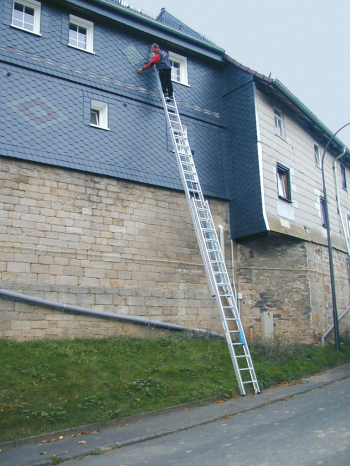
[138,43,173,102]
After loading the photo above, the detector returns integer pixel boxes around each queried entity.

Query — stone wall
[237,233,350,344]
[0,158,232,341]
[1,158,349,344]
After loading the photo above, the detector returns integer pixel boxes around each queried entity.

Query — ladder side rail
[190,198,220,297]
[155,71,260,395]
[194,205,260,395]
[157,96,205,206]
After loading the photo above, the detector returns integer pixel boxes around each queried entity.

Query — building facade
[0,0,349,343]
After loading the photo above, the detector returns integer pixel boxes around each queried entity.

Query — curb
[0,397,219,451]
[2,364,350,466]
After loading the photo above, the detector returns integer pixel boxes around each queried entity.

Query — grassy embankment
[1,332,350,443]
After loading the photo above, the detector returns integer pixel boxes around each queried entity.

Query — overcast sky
[135,0,350,148]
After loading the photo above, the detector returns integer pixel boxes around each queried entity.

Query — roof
[223,55,350,158]
[156,8,217,46]
[88,0,224,53]
[224,54,272,83]
[267,80,350,158]
[68,1,349,157]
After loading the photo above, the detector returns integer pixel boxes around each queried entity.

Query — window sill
[278,195,293,203]
[11,24,41,36]
[68,44,95,54]
[275,133,286,141]
[171,80,190,87]
[342,187,347,192]
[90,124,109,131]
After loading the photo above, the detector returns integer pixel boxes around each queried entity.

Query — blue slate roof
[156,9,217,46]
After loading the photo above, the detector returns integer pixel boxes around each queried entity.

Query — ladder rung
[159,84,260,396]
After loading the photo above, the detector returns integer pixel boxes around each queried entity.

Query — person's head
[151,43,160,52]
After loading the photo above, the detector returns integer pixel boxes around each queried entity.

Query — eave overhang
[58,0,226,61]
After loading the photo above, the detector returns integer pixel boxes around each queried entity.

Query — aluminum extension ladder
[157,86,260,395]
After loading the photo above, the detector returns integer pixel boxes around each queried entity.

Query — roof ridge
[155,8,218,46]
[103,0,157,20]
[97,2,221,49]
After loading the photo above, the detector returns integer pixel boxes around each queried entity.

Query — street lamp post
[321,122,350,351]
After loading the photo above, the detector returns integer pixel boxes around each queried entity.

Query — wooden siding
[256,89,350,251]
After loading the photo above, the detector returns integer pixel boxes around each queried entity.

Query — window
[169,52,188,86]
[68,15,94,53]
[348,215,350,238]
[314,144,321,167]
[274,109,284,138]
[341,165,347,190]
[320,197,327,228]
[90,100,108,130]
[11,0,41,35]
[277,163,291,201]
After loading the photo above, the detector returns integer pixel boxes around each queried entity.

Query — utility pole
[321,122,350,351]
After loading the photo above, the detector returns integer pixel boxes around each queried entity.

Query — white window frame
[68,15,94,54]
[314,143,321,168]
[11,0,41,36]
[341,164,347,190]
[276,163,291,202]
[274,109,284,139]
[169,52,189,86]
[90,100,109,130]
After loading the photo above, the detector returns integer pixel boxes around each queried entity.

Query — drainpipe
[218,225,238,303]
[0,289,224,338]
[230,239,238,303]
[333,148,350,259]
[218,225,225,262]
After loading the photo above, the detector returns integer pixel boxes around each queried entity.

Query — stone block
[3,329,23,338]
[46,314,63,320]
[7,262,31,273]
[0,300,15,311]
[31,320,49,329]
[126,296,145,307]
[24,329,43,338]
[11,320,31,330]
[56,276,79,286]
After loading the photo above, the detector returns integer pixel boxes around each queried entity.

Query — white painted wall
[256,88,349,245]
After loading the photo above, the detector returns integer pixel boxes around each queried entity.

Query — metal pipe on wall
[333,149,350,259]
[218,225,225,263]
[0,288,224,338]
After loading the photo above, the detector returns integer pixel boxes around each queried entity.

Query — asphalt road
[67,377,350,466]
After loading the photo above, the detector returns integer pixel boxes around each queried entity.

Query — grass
[1,332,350,443]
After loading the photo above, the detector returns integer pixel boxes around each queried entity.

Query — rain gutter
[271,79,350,156]
[64,0,225,56]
